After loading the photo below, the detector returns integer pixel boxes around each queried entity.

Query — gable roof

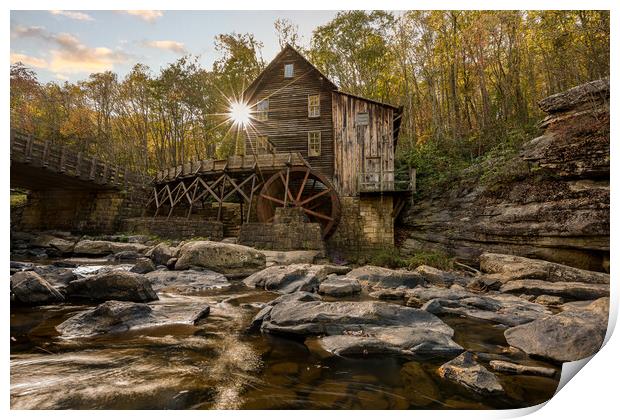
[243,44,337,99]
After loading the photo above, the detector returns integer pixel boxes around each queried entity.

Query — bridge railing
[10,129,147,188]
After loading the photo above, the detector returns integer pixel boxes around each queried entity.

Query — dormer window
[256,99,269,121]
[284,64,294,78]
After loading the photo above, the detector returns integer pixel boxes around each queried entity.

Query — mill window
[256,136,274,154]
[256,99,269,121]
[308,131,321,157]
[308,94,320,117]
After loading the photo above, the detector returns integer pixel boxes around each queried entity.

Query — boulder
[258,299,461,359]
[130,258,156,274]
[437,352,504,396]
[318,275,361,297]
[56,301,155,337]
[11,271,64,305]
[346,265,427,290]
[414,265,471,287]
[145,242,179,266]
[488,360,556,377]
[504,297,609,362]
[533,295,565,306]
[73,240,148,256]
[369,288,408,300]
[405,285,474,307]
[480,253,609,284]
[145,269,229,293]
[247,291,321,332]
[261,250,324,266]
[30,235,75,254]
[33,265,77,286]
[65,270,158,303]
[174,241,265,277]
[499,279,609,301]
[421,293,550,327]
[244,264,346,294]
[109,250,143,261]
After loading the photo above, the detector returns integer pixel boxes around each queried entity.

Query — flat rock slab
[318,275,361,297]
[257,297,461,359]
[145,269,229,293]
[346,266,427,290]
[480,253,609,284]
[11,271,64,306]
[489,360,556,377]
[73,240,149,256]
[244,264,348,294]
[438,352,504,396]
[56,299,211,338]
[504,297,609,362]
[421,294,550,327]
[500,279,609,301]
[174,240,265,277]
[414,265,472,287]
[65,270,158,303]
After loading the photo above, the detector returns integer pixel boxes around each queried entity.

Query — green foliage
[10,193,27,208]
[359,247,453,271]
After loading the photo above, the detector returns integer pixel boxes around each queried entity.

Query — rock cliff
[399,78,609,272]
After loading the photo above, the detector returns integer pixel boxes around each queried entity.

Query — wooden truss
[145,171,263,222]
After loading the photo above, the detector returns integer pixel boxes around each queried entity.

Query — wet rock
[369,288,408,300]
[259,298,461,359]
[504,297,609,362]
[466,277,502,292]
[33,265,77,286]
[247,291,321,333]
[244,264,346,294]
[261,250,324,266]
[166,258,178,269]
[437,352,504,396]
[414,265,471,287]
[421,292,550,327]
[405,285,475,307]
[56,300,155,337]
[400,362,441,407]
[10,261,34,275]
[191,305,210,325]
[489,360,556,377]
[130,258,156,274]
[318,275,361,297]
[480,253,609,284]
[73,240,148,256]
[30,235,75,254]
[145,242,179,266]
[174,240,265,277]
[145,269,229,293]
[346,265,426,290]
[499,279,609,301]
[318,326,462,359]
[65,270,158,303]
[109,250,143,261]
[10,271,64,305]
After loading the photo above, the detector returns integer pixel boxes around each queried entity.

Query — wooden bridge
[10,129,145,191]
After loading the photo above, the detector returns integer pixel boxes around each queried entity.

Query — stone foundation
[238,207,324,251]
[327,195,394,258]
[121,217,224,240]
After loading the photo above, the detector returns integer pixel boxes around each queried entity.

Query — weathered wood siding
[244,48,335,178]
[332,92,395,196]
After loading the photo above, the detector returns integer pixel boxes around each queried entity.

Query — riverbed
[10,259,560,410]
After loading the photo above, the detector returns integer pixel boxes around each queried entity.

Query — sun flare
[228,100,251,127]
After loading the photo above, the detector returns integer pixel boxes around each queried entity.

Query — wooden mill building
[148,44,410,251]
[242,44,408,249]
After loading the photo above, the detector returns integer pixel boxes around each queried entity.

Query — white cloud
[55,73,70,80]
[11,25,129,74]
[49,10,94,21]
[10,52,48,68]
[143,40,187,54]
[121,10,163,22]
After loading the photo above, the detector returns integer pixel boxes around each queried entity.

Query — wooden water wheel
[256,166,341,239]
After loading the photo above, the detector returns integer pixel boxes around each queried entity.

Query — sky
[10,10,340,83]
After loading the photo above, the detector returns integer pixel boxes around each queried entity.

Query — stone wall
[15,183,149,234]
[121,217,223,240]
[399,78,609,272]
[238,207,324,251]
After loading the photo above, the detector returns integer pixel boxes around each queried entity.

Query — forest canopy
[10,10,610,184]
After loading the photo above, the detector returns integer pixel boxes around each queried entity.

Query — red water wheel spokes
[256,166,341,239]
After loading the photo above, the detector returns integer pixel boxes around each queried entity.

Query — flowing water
[10,261,560,410]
